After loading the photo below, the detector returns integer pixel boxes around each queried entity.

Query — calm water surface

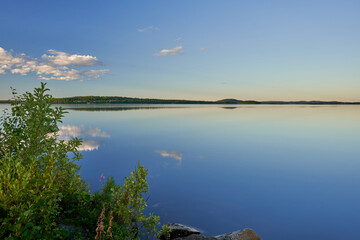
[1,104,360,239]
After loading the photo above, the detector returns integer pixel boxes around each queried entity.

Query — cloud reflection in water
[58,125,110,151]
[155,150,183,167]
[78,140,100,151]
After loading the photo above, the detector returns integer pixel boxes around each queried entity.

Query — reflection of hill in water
[58,102,360,112]
[61,105,186,112]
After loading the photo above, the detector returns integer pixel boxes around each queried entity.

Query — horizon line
[1,96,360,104]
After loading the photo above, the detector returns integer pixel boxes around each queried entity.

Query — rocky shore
[160,223,261,240]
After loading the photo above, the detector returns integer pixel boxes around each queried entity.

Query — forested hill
[52,96,212,104]
[52,97,360,105]
[1,96,359,104]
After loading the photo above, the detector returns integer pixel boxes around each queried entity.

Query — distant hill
[1,96,359,105]
[215,99,260,104]
[52,96,360,105]
[52,96,211,104]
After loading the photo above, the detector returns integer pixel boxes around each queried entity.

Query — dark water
[1,104,360,239]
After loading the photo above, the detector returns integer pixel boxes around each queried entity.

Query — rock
[174,234,216,240]
[167,224,261,240]
[214,228,261,240]
[160,223,200,239]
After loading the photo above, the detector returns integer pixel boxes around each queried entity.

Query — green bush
[0,83,164,239]
[92,165,160,240]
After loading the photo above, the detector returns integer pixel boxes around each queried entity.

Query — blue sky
[1,0,359,101]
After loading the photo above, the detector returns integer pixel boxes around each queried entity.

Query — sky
[0,0,359,101]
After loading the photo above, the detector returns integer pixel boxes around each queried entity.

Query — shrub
[0,83,87,239]
[0,83,163,239]
[92,164,160,240]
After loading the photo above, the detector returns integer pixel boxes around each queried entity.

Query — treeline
[52,96,360,105]
[52,96,212,104]
[2,95,360,105]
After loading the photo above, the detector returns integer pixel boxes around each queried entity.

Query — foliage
[157,225,172,240]
[93,165,160,240]
[0,83,87,239]
[0,83,163,239]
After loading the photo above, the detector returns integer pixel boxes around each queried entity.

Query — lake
[1,104,360,239]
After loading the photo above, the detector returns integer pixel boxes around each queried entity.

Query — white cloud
[153,46,183,56]
[0,47,108,81]
[0,47,25,74]
[42,50,100,66]
[200,47,207,51]
[37,68,81,81]
[84,69,110,78]
[137,26,160,33]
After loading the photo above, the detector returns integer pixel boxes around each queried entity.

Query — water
[1,104,360,239]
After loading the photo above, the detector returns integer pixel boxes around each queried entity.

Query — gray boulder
[160,223,200,239]
[214,228,261,240]
[160,223,261,240]
[174,235,216,240]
